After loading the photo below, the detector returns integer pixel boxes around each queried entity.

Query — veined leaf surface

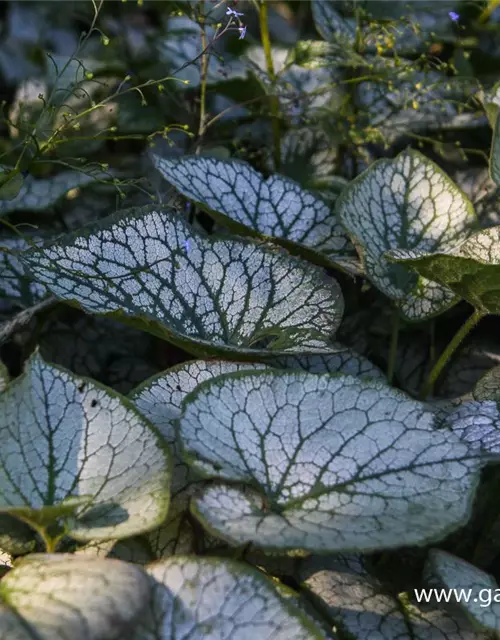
[179,370,481,553]
[152,154,352,268]
[336,149,476,320]
[21,206,344,358]
[0,352,170,542]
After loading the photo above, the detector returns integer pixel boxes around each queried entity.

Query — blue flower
[448,11,460,22]
[238,25,247,39]
[226,7,244,18]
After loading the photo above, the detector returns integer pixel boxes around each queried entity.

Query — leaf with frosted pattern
[130,360,269,558]
[388,226,500,314]
[336,150,475,320]
[267,344,385,379]
[0,554,150,640]
[311,0,355,43]
[0,352,170,542]
[132,556,326,639]
[300,555,484,639]
[0,171,103,217]
[444,401,500,456]
[425,550,500,633]
[21,206,344,358]
[152,155,352,268]
[180,370,481,553]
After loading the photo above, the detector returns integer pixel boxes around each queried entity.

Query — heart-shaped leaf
[336,150,476,320]
[130,360,269,558]
[179,370,481,553]
[0,554,150,640]
[474,365,500,401]
[0,352,170,543]
[132,556,325,639]
[0,171,103,217]
[21,206,344,358]
[388,226,500,315]
[425,549,500,633]
[152,155,352,270]
[300,554,483,639]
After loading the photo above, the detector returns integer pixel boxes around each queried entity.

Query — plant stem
[387,307,400,385]
[196,13,209,154]
[479,0,500,23]
[258,0,281,170]
[420,309,484,400]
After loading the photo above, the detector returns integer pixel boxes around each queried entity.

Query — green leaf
[0,514,36,556]
[387,226,500,315]
[152,155,352,270]
[300,554,483,639]
[0,170,24,201]
[0,352,170,542]
[179,370,481,553]
[130,360,270,558]
[474,365,500,401]
[336,149,476,320]
[0,361,9,393]
[479,81,500,128]
[132,556,325,639]
[0,171,103,217]
[425,549,500,633]
[21,206,344,358]
[0,553,150,640]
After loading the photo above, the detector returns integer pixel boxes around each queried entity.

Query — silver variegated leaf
[336,149,475,320]
[0,171,103,216]
[0,554,150,640]
[300,555,484,639]
[444,400,500,456]
[180,370,481,553]
[425,549,500,633]
[474,365,500,401]
[0,352,170,542]
[132,556,326,639]
[21,206,344,358]
[152,155,352,268]
[311,0,355,43]
[388,226,500,314]
[130,360,269,558]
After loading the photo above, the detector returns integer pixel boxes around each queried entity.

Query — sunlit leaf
[388,226,500,314]
[132,556,326,639]
[300,554,483,639]
[0,554,150,640]
[179,370,481,553]
[21,206,344,358]
[425,549,500,633]
[337,149,476,320]
[0,352,170,542]
[153,155,352,269]
[130,360,269,558]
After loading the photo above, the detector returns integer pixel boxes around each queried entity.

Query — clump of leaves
[4,1,500,638]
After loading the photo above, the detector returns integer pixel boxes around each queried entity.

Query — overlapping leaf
[152,155,352,268]
[425,550,500,633]
[179,370,481,553]
[0,554,150,640]
[0,352,170,542]
[444,400,500,456]
[130,360,269,558]
[132,556,325,639]
[388,226,500,314]
[300,555,483,639]
[0,171,103,216]
[474,365,500,401]
[21,206,344,357]
[311,0,355,43]
[0,235,48,310]
[336,149,476,320]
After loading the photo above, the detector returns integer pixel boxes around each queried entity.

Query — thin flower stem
[387,307,400,385]
[258,0,281,170]
[479,0,500,23]
[420,309,484,400]
[196,13,209,154]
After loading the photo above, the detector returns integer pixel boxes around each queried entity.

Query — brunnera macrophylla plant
[4,0,500,638]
